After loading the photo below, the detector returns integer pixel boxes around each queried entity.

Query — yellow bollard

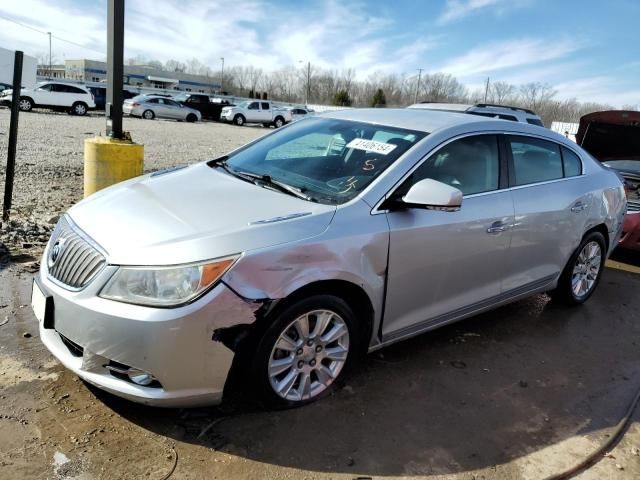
[84,137,144,197]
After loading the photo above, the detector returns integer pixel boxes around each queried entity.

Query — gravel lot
[0,107,266,260]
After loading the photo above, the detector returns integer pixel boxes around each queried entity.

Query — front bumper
[36,258,260,407]
[619,212,640,251]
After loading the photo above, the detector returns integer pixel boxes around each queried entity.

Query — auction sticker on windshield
[346,138,397,155]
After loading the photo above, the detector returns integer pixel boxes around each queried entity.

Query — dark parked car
[173,93,229,121]
[577,110,640,251]
[87,87,136,110]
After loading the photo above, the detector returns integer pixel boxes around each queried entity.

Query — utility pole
[483,76,490,103]
[3,51,23,222]
[106,0,125,139]
[219,57,224,93]
[414,68,423,104]
[47,31,52,77]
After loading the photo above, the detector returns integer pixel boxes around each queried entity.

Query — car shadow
[611,247,640,268]
[89,267,640,476]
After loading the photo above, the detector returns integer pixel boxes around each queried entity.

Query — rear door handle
[571,202,586,213]
[487,221,512,234]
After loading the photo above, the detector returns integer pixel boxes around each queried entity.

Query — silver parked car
[32,109,626,408]
[123,95,202,122]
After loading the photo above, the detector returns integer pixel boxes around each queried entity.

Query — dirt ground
[1,108,640,479]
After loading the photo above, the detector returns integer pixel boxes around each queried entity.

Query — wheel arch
[583,223,610,253]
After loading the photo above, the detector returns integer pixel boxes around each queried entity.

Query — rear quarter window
[562,147,582,177]
[526,118,545,127]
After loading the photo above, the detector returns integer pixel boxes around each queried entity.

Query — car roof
[409,102,540,119]
[320,108,488,133]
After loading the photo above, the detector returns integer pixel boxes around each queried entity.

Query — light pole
[47,31,52,77]
[414,68,423,104]
[219,57,224,94]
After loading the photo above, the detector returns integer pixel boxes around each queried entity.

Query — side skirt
[370,274,557,352]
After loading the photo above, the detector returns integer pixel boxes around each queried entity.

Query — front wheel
[18,97,33,112]
[234,114,245,126]
[251,295,357,408]
[186,113,197,123]
[550,231,606,305]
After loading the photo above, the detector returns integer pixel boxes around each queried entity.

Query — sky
[0,0,639,106]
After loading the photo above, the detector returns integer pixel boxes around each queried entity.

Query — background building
[53,59,220,93]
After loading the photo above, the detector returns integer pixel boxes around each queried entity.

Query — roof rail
[474,103,536,115]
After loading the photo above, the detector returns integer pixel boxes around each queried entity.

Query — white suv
[2,81,96,115]
[408,102,545,127]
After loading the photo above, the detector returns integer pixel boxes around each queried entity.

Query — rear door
[382,134,515,340]
[503,135,589,291]
[260,102,272,122]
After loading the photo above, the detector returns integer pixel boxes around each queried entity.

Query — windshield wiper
[235,170,315,202]
[211,157,315,202]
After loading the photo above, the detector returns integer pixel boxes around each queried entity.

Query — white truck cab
[220,100,292,128]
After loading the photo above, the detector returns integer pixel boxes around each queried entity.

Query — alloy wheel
[74,104,86,115]
[18,99,31,111]
[268,309,350,402]
[571,241,602,298]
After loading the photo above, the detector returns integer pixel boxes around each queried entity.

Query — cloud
[437,0,531,24]
[0,0,434,77]
[437,37,581,79]
[553,76,640,107]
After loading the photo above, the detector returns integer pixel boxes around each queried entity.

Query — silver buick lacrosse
[32,108,626,408]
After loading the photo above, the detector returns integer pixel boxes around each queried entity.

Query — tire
[273,116,284,128]
[249,294,358,408]
[142,109,155,120]
[550,231,606,305]
[234,114,245,126]
[186,113,197,123]
[72,102,88,116]
[18,97,33,112]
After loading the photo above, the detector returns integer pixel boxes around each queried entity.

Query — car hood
[577,110,640,162]
[68,163,336,265]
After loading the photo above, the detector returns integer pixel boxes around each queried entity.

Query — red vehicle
[577,111,640,251]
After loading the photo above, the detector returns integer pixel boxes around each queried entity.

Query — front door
[382,134,514,340]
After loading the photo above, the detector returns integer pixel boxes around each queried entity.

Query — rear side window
[261,102,270,110]
[508,136,563,186]
[562,147,582,177]
[526,118,545,127]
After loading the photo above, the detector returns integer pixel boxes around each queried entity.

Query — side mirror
[401,178,463,211]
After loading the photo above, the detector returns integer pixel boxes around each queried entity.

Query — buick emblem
[49,238,66,267]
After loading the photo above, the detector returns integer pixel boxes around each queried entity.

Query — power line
[0,13,104,56]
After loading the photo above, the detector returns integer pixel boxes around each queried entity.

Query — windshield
[174,93,188,101]
[237,101,250,109]
[222,117,426,205]
[603,160,640,175]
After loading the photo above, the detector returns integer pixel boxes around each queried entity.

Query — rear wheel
[142,109,155,120]
[72,102,88,116]
[250,295,357,408]
[234,114,245,126]
[18,97,33,112]
[550,231,606,305]
[273,116,284,128]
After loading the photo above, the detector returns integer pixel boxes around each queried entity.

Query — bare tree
[519,82,557,111]
[489,81,517,104]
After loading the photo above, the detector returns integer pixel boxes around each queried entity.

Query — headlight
[99,256,237,307]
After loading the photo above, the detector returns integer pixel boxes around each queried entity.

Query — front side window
[37,84,52,92]
[221,118,426,205]
[509,136,562,186]
[396,135,500,197]
[248,102,259,110]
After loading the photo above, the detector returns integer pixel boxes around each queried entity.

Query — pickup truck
[220,100,292,128]
[173,93,231,121]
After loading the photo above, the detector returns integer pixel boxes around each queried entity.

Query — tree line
[127,55,639,126]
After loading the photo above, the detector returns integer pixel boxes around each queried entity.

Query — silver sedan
[32,109,626,408]
[123,95,202,122]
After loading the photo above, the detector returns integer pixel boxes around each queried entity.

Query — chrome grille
[47,216,106,289]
